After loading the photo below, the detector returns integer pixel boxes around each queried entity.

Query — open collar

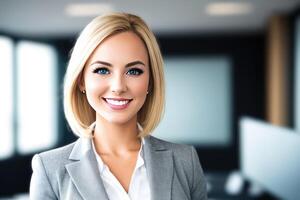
[66,136,173,200]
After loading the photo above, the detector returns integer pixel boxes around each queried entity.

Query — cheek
[133,76,149,97]
[85,79,107,99]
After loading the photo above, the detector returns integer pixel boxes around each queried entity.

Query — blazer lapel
[65,138,109,200]
[144,136,173,200]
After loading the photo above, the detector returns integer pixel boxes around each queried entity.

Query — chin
[99,112,137,125]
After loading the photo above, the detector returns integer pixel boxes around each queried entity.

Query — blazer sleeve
[30,154,58,200]
[190,147,208,200]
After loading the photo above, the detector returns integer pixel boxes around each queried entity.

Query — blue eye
[93,67,110,75]
[127,68,143,76]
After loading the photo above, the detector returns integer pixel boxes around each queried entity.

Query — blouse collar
[92,137,145,174]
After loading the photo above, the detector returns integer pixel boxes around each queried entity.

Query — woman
[30,12,207,200]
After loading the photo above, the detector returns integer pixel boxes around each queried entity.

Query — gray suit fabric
[30,135,207,200]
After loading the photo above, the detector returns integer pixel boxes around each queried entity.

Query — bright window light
[16,41,57,154]
[206,2,253,16]
[65,3,114,17]
[0,36,14,159]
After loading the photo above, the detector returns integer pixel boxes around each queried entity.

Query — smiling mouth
[102,98,132,109]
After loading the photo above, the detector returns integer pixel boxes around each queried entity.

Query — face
[80,31,150,126]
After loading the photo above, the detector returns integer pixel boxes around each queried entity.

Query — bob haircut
[64,12,165,138]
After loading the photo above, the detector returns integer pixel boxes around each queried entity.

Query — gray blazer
[30,135,207,200]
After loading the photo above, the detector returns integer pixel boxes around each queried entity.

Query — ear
[148,79,153,94]
[77,72,85,92]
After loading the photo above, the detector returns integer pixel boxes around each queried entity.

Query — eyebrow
[90,60,146,68]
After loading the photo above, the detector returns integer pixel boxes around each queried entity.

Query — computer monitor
[240,117,300,200]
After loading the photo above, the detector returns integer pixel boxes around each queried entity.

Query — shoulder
[30,140,79,197]
[148,136,198,170]
[147,136,203,175]
[31,140,78,176]
[37,140,77,164]
[148,135,194,152]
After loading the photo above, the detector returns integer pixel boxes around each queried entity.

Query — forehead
[87,31,149,65]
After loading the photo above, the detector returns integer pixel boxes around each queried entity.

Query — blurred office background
[1,0,300,199]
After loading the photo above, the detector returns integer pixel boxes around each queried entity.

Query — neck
[93,115,141,155]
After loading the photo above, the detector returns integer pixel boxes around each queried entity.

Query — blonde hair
[63,12,165,138]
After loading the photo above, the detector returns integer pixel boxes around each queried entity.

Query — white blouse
[92,138,151,200]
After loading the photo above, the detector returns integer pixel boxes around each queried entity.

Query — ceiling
[0,0,300,37]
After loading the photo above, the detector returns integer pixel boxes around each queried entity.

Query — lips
[103,97,132,110]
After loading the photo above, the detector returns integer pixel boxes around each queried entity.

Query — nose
[110,73,127,95]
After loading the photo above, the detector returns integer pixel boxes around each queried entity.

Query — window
[16,41,58,154]
[0,36,14,159]
[0,37,58,159]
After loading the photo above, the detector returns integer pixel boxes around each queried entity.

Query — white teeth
[106,99,129,106]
